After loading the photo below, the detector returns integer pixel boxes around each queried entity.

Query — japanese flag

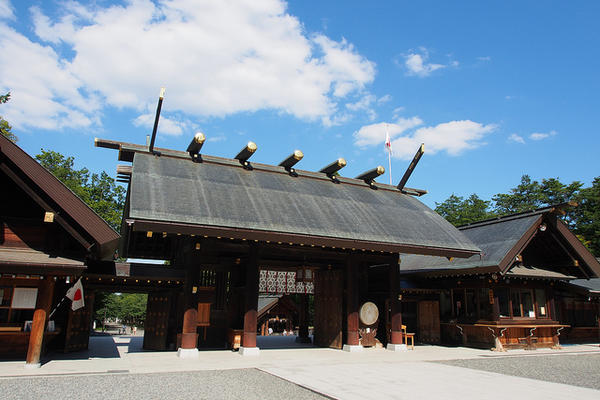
[385,130,392,154]
[66,278,85,311]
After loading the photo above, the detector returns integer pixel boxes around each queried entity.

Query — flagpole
[388,148,392,185]
[385,123,392,185]
[48,296,67,319]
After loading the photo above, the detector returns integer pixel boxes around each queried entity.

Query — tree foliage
[435,194,495,226]
[572,177,600,255]
[95,293,147,327]
[35,150,125,231]
[436,174,598,256]
[1,91,17,143]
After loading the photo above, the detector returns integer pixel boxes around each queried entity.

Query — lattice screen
[259,270,314,294]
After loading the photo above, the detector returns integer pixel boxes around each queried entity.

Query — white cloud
[0,0,14,20]
[508,133,525,144]
[377,94,392,104]
[345,94,377,120]
[133,113,187,136]
[529,130,557,140]
[353,117,423,148]
[0,25,100,130]
[402,48,447,77]
[354,118,496,159]
[477,56,491,62]
[1,0,376,131]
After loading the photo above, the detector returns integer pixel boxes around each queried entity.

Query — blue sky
[1,0,599,209]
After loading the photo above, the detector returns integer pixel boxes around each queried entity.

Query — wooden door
[64,291,95,352]
[418,300,440,344]
[313,269,343,349]
[143,292,171,350]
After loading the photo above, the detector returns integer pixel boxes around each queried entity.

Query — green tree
[35,150,125,231]
[572,177,600,256]
[1,91,17,143]
[94,293,147,328]
[435,193,494,226]
[492,175,544,214]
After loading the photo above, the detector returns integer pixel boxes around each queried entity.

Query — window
[465,289,476,318]
[496,288,510,318]
[535,289,548,318]
[478,288,494,320]
[509,289,536,318]
[0,286,38,326]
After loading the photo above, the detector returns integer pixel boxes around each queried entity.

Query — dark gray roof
[128,152,479,257]
[258,295,282,315]
[401,214,540,272]
[569,278,600,293]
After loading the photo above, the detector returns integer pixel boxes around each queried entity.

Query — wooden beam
[128,219,479,259]
[397,144,424,191]
[346,254,360,346]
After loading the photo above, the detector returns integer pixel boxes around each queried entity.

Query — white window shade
[11,288,38,309]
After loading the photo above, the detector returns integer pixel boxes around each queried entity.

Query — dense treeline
[434,175,600,256]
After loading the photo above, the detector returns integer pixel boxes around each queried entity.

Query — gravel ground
[0,369,327,400]
[436,353,600,390]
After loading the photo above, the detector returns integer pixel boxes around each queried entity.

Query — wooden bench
[402,325,415,350]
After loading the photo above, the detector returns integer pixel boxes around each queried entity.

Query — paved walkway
[1,336,600,399]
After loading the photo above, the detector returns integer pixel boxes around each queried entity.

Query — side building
[0,135,119,367]
[400,205,600,350]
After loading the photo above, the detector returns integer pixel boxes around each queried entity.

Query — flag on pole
[385,129,392,154]
[385,125,392,185]
[66,278,85,311]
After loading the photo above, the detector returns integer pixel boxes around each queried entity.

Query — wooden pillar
[178,240,199,357]
[25,277,54,368]
[296,294,311,343]
[345,255,360,347]
[242,245,260,353]
[389,256,403,345]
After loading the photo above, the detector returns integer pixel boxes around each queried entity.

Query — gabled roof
[120,149,480,258]
[401,206,600,279]
[0,135,119,260]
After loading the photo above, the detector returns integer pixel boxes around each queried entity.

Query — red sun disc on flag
[73,289,82,301]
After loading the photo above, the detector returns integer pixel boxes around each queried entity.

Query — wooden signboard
[197,303,211,327]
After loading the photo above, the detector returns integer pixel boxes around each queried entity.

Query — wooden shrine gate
[143,291,171,350]
[313,269,343,349]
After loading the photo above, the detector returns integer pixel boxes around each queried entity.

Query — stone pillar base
[342,344,363,353]
[239,346,260,356]
[387,343,408,352]
[24,363,41,369]
[177,348,199,359]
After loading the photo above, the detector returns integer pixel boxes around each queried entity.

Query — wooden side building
[400,205,600,350]
[0,134,119,366]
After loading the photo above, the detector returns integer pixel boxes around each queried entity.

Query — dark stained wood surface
[314,269,343,349]
[418,300,440,344]
[143,292,171,350]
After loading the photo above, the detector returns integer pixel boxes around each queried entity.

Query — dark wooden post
[388,255,405,350]
[178,240,199,358]
[296,295,311,343]
[241,245,260,355]
[25,277,55,368]
[344,255,361,351]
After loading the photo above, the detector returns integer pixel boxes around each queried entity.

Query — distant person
[268,327,273,335]
[132,326,137,336]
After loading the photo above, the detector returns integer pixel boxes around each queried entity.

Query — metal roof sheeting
[128,152,480,256]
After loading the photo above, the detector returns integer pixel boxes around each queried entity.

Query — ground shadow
[257,335,316,350]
